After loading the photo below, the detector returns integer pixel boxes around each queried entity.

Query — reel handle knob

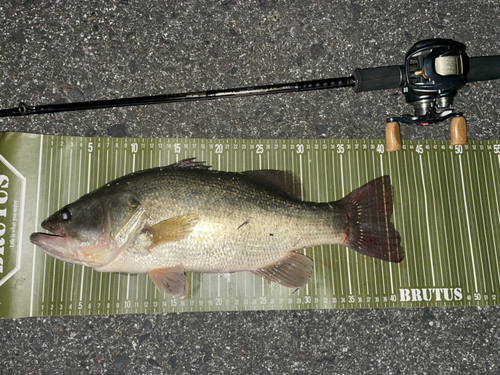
[386,121,402,152]
[450,116,467,145]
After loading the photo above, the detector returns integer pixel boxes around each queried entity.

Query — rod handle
[467,56,500,82]
[353,66,405,92]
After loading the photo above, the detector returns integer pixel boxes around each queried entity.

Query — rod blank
[0,77,355,118]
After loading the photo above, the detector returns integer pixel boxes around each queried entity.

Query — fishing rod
[1,39,499,151]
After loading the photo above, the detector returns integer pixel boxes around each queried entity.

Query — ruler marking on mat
[469,151,487,294]
[458,154,479,293]
[30,135,45,316]
[420,155,436,287]
[475,151,494,293]
[488,152,500,286]
[382,152,395,295]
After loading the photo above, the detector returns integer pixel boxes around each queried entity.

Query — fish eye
[60,207,72,221]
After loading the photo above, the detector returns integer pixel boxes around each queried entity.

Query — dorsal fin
[166,158,210,170]
[242,170,304,200]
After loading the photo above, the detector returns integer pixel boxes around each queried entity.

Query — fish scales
[30,159,403,298]
[104,167,347,273]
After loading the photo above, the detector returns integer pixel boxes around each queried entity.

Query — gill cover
[31,189,146,268]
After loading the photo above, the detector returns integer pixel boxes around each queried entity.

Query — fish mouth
[30,219,66,243]
[30,229,77,263]
[30,223,114,267]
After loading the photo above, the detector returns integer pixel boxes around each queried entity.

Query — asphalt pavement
[1,0,499,373]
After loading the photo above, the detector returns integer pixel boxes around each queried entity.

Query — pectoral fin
[252,251,313,288]
[148,266,188,298]
[144,213,200,248]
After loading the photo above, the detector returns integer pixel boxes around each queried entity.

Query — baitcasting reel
[353,39,499,150]
[393,39,468,126]
[385,39,469,150]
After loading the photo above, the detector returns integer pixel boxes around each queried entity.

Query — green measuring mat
[1,132,499,318]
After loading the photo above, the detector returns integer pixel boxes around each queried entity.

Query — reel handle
[450,116,467,145]
[385,122,402,152]
[386,115,468,152]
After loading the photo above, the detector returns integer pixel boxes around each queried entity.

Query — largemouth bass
[30,158,403,298]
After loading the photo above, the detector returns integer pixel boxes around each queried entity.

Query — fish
[30,158,403,298]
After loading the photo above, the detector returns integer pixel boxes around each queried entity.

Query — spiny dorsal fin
[243,170,304,200]
[148,266,188,298]
[144,213,200,248]
[166,158,210,170]
[252,251,313,288]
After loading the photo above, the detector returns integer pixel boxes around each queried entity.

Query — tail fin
[340,176,404,263]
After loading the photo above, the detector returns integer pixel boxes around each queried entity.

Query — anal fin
[252,252,313,289]
[148,266,188,298]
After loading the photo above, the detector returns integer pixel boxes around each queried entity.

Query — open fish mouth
[30,223,115,267]
[30,231,76,262]
[31,231,63,240]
